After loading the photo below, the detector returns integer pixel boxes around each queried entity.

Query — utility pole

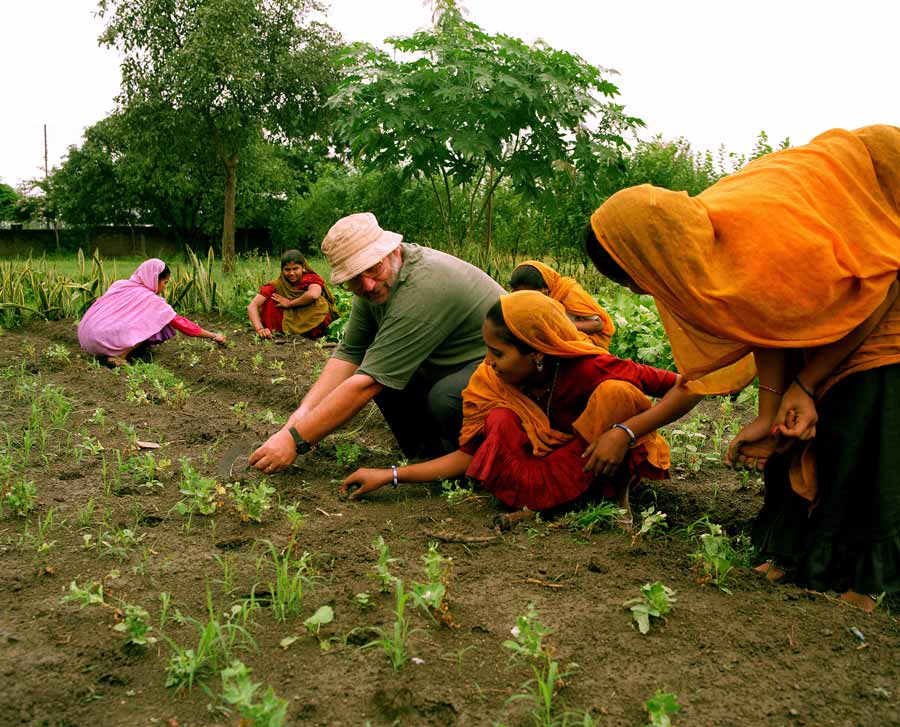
[44,124,49,181]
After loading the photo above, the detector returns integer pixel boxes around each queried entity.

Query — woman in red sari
[341,291,700,518]
[247,250,337,339]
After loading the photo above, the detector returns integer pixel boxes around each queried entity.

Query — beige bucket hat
[321,212,403,284]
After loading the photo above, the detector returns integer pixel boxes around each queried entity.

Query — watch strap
[287,426,311,455]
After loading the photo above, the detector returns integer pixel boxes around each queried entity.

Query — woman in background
[247,249,337,339]
[78,258,226,366]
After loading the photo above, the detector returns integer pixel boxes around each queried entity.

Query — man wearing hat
[250,212,504,473]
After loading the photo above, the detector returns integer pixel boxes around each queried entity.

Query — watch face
[289,427,310,454]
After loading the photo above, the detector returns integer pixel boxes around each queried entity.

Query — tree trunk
[484,164,494,268]
[221,152,238,275]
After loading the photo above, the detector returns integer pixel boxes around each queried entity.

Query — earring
[536,358,544,373]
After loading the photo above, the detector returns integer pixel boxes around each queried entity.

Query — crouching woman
[341,291,700,518]
[77,258,225,366]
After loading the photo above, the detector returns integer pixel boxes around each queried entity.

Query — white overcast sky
[1,0,897,188]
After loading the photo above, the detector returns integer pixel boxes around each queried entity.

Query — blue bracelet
[611,423,636,446]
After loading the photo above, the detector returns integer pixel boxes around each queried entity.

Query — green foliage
[410,542,451,619]
[114,604,157,646]
[632,506,668,546]
[441,478,476,505]
[0,182,22,222]
[219,659,288,727]
[370,535,399,592]
[2,479,37,518]
[623,582,676,634]
[303,605,334,638]
[559,501,626,534]
[61,580,105,608]
[98,0,341,270]
[644,690,681,727]
[256,541,313,622]
[607,292,673,368]
[503,604,550,661]
[330,4,641,259]
[175,458,221,518]
[124,362,188,406]
[334,442,361,467]
[365,578,419,671]
[688,519,749,594]
[228,480,275,523]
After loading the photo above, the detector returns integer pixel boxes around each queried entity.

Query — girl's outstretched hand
[583,427,630,476]
[725,416,775,471]
[341,468,394,500]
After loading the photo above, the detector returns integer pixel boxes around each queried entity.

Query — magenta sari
[77,259,177,357]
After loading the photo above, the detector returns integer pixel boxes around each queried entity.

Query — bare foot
[107,356,129,367]
[839,591,876,613]
[754,561,787,581]
[494,508,536,531]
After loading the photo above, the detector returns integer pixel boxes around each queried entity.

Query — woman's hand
[271,293,294,309]
[772,380,818,440]
[582,427,631,476]
[249,429,297,473]
[211,333,227,345]
[725,416,777,471]
[255,327,273,339]
[340,468,394,500]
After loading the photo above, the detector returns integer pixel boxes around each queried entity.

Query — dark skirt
[752,364,900,595]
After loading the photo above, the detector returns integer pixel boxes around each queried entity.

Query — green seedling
[114,604,157,646]
[124,362,189,406]
[560,501,626,534]
[624,582,677,634]
[61,580,105,608]
[175,458,221,521]
[370,535,399,592]
[644,689,681,727]
[123,452,170,488]
[75,497,96,529]
[43,343,72,365]
[441,478,477,505]
[365,578,419,671]
[75,435,104,460]
[96,526,144,562]
[250,353,264,372]
[410,541,452,623]
[256,540,312,622]
[334,441,361,467]
[20,507,59,558]
[690,520,739,594]
[219,659,289,727]
[88,407,107,426]
[304,605,335,649]
[229,480,275,523]
[354,592,375,610]
[503,604,550,661]
[159,591,172,628]
[116,420,138,445]
[631,506,668,546]
[2,479,37,518]
[280,503,306,536]
[230,401,254,429]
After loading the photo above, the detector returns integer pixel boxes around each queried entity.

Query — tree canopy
[98,0,341,271]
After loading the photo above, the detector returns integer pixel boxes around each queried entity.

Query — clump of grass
[255,540,313,622]
[364,578,420,671]
[124,362,188,406]
[558,501,626,534]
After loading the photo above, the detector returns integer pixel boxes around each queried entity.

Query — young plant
[229,480,275,523]
[256,541,312,622]
[365,578,419,671]
[303,605,335,649]
[441,478,477,505]
[560,501,626,534]
[61,580,105,608]
[175,458,222,520]
[124,362,189,406]
[370,535,399,592]
[631,506,668,546]
[123,452,170,489]
[43,343,72,366]
[2,479,38,518]
[623,582,677,634]
[644,689,681,727]
[354,592,375,610]
[410,541,452,624]
[690,520,739,594]
[96,525,144,562]
[75,434,104,460]
[219,659,289,727]
[504,605,575,727]
[114,604,157,647]
[334,441,361,467]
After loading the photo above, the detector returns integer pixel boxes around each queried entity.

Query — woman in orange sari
[340,291,700,519]
[585,125,900,610]
[509,260,615,349]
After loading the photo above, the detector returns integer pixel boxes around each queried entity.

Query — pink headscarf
[77,259,177,357]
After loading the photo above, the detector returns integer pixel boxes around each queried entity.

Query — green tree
[329,0,641,261]
[0,182,20,222]
[98,0,340,272]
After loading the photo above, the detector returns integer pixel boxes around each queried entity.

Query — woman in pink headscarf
[77,259,226,366]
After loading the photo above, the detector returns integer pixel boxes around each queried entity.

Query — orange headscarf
[590,125,900,395]
[459,291,669,470]
[515,260,615,349]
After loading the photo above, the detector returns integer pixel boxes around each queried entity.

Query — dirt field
[1,320,898,727]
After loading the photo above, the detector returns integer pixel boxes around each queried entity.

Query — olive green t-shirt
[333,243,505,389]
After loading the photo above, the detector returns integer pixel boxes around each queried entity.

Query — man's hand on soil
[249,429,297,473]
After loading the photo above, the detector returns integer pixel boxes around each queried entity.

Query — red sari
[258,272,331,339]
[461,354,676,510]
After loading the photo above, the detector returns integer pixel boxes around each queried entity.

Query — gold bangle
[758,383,783,395]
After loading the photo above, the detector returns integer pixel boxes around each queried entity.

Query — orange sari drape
[516,260,615,349]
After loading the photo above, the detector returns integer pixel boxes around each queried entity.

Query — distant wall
[0,226,272,258]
